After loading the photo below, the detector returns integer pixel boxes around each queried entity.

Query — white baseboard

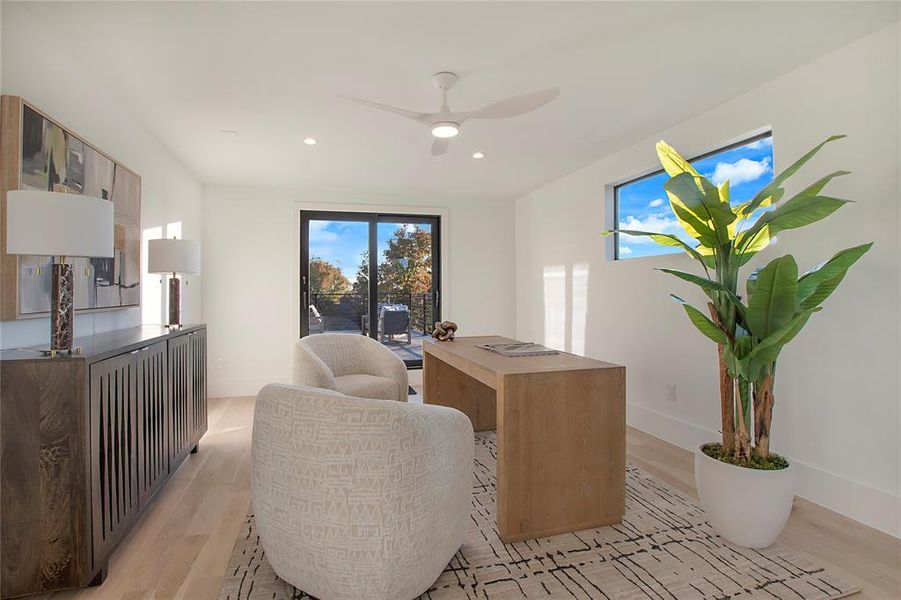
[627,401,901,539]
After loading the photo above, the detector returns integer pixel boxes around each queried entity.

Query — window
[614,132,773,260]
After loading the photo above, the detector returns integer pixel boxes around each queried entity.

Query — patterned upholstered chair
[252,384,474,600]
[293,333,408,402]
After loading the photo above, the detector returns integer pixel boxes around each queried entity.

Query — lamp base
[168,276,182,327]
[51,262,75,353]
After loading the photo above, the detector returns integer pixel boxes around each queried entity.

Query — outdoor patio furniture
[308,304,324,333]
[361,303,412,344]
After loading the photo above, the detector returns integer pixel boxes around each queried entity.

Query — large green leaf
[664,173,735,245]
[743,135,846,215]
[736,226,772,266]
[668,200,720,247]
[745,308,820,380]
[739,194,850,254]
[747,255,799,339]
[658,268,734,298]
[656,140,701,178]
[798,242,873,309]
[723,335,754,380]
[737,188,785,217]
[657,268,746,320]
[671,295,728,345]
[800,170,851,196]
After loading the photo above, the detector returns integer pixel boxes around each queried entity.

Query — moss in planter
[702,443,789,471]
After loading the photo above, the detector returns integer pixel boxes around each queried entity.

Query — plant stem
[754,373,775,459]
[708,303,735,454]
[734,379,752,461]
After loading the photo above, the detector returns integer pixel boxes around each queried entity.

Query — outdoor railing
[309,292,434,339]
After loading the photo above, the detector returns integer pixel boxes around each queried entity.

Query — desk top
[423,336,622,388]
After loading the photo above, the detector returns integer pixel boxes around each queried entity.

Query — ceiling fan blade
[431,137,450,156]
[341,96,433,124]
[466,88,560,120]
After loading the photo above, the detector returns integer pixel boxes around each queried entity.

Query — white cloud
[745,137,773,151]
[648,198,664,208]
[619,246,632,255]
[309,220,338,243]
[620,213,681,243]
[711,157,771,186]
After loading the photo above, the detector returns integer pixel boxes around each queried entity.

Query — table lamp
[5,190,114,354]
[148,238,200,328]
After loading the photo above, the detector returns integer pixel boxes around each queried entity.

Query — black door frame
[299,210,441,369]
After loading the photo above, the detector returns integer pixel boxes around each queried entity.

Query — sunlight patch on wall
[142,226,162,324]
[543,265,566,351]
[571,262,589,355]
[166,221,182,239]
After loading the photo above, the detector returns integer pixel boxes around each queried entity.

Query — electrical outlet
[667,383,677,402]
[217,358,224,371]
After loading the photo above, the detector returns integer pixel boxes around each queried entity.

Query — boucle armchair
[252,384,474,600]
[293,333,408,402]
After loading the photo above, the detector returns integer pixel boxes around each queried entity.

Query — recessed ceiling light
[472,152,485,159]
[219,129,240,137]
[431,122,459,139]
[303,137,318,146]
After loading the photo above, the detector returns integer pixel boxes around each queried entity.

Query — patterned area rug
[220,432,858,600]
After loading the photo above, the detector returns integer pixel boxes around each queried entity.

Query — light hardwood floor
[39,394,900,600]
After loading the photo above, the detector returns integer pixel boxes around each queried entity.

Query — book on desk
[476,341,559,357]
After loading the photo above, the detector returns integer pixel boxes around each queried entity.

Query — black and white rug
[219,432,858,599]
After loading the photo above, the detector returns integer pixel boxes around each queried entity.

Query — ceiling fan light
[431,122,459,138]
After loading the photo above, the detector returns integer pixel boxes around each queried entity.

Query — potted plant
[604,136,872,548]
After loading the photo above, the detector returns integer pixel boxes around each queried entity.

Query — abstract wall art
[0,96,141,320]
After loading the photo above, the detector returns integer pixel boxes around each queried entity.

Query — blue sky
[617,135,774,259]
[309,220,431,282]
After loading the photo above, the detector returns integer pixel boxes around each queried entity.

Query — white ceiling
[6,2,899,200]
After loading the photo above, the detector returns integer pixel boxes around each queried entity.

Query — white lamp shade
[148,238,201,274]
[6,190,114,258]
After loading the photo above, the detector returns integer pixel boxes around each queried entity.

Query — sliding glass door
[300,211,440,368]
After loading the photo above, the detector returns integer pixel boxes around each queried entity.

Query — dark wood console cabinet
[0,325,207,598]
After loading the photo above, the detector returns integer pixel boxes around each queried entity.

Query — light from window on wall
[166,221,182,240]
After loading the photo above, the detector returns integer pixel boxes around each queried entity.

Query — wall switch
[667,383,677,402]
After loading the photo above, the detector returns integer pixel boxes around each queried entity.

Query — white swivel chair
[252,383,474,600]
[293,333,408,402]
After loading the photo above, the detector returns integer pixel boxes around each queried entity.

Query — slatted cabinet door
[189,329,208,444]
[136,342,169,506]
[89,352,140,572]
[168,333,194,466]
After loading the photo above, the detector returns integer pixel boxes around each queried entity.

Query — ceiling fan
[343,72,559,156]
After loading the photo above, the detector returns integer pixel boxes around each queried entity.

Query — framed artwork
[0,95,141,320]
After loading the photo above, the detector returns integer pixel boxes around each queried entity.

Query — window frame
[612,130,773,261]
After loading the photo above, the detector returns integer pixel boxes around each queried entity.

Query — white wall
[203,186,515,398]
[515,24,901,537]
[0,3,203,349]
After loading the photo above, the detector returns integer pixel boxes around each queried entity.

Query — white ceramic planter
[694,443,795,548]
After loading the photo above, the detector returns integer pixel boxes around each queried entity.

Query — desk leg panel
[496,367,625,542]
[423,352,496,431]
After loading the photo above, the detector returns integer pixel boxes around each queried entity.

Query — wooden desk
[423,336,625,542]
